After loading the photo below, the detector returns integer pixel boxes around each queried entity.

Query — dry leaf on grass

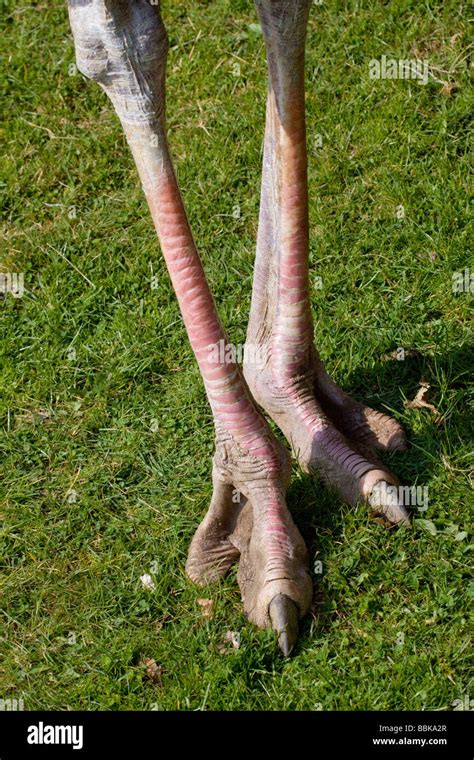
[15,409,51,426]
[197,598,214,619]
[440,81,458,97]
[217,631,241,654]
[383,348,422,362]
[406,381,442,420]
[143,658,163,685]
[224,630,241,649]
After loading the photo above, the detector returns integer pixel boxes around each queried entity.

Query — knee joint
[68,0,168,125]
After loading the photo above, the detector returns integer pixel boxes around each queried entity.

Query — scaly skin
[67,0,409,656]
[311,351,408,453]
[244,352,408,513]
[67,0,313,652]
[186,435,312,631]
[245,0,408,518]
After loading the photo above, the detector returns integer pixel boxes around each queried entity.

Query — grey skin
[67,0,410,656]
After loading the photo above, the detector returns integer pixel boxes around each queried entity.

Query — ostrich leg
[67,0,312,654]
[244,0,409,522]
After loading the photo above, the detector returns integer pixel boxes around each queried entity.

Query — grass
[1,0,472,711]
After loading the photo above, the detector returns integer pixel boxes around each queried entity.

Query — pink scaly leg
[244,0,409,523]
[67,0,312,654]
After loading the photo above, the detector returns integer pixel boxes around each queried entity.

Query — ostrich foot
[311,351,408,452]
[186,436,312,656]
[244,356,410,525]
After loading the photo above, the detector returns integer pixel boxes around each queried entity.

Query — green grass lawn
[1,0,472,710]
